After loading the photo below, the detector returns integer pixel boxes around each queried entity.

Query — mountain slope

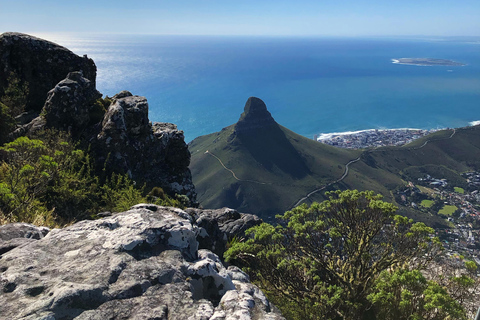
[190,97,480,227]
[189,97,402,220]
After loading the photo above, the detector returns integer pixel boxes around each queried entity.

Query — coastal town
[397,172,480,272]
[315,128,438,149]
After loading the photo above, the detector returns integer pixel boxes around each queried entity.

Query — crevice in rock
[25,285,45,297]
[108,261,127,284]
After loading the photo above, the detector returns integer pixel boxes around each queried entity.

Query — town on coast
[315,128,439,149]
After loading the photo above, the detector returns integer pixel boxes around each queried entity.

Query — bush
[0,102,16,145]
[225,190,458,320]
[0,72,29,117]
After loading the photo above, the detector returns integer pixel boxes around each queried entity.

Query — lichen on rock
[0,206,283,320]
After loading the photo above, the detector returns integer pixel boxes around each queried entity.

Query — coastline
[316,128,435,141]
[317,120,480,141]
[315,122,479,149]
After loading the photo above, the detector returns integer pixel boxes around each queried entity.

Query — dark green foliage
[0,129,182,227]
[100,173,145,213]
[89,96,112,125]
[0,102,16,145]
[225,190,462,320]
[0,72,29,117]
[368,268,466,320]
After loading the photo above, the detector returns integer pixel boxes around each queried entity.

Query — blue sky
[1,0,479,37]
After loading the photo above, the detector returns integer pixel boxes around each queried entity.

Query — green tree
[368,268,466,320]
[225,190,445,320]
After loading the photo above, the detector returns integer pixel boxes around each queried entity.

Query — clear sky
[1,0,479,37]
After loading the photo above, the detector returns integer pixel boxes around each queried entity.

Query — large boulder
[97,91,196,203]
[0,32,96,113]
[0,205,283,320]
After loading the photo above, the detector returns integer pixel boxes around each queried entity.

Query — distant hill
[189,97,400,221]
[190,97,480,227]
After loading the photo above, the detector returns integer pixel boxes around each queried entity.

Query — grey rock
[96,93,196,204]
[42,71,102,134]
[0,32,96,113]
[0,222,50,241]
[187,208,262,257]
[0,205,283,320]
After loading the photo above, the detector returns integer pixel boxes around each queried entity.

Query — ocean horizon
[34,33,480,142]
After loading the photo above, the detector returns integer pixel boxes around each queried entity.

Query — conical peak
[242,97,268,117]
[235,97,276,133]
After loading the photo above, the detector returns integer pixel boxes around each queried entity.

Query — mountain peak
[234,97,276,133]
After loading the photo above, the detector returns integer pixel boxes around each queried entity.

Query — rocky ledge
[0,205,282,320]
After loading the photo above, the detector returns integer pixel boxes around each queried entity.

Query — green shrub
[0,102,16,145]
[225,190,458,320]
[0,72,29,117]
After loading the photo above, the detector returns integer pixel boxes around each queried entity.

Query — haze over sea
[40,34,480,142]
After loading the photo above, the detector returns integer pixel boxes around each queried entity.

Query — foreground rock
[0,32,96,113]
[0,205,282,320]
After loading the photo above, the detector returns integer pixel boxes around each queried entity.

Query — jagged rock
[1,32,196,206]
[42,71,102,133]
[234,97,277,134]
[0,32,96,113]
[97,92,196,203]
[0,205,283,320]
[187,208,262,257]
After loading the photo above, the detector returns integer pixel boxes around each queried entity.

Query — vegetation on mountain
[225,190,474,320]
[0,71,29,117]
[190,98,480,228]
[0,102,16,145]
[0,130,184,227]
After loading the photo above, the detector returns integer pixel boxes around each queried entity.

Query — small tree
[225,190,445,320]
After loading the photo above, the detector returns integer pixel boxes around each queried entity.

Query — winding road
[204,127,458,210]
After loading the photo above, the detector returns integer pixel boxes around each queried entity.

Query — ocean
[38,34,480,142]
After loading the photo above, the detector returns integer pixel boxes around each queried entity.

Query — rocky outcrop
[188,207,262,257]
[96,91,196,202]
[0,32,96,113]
[0,205,283,320]
[42,71,102,134]
[234,97,277,134]
[2,33,196,204]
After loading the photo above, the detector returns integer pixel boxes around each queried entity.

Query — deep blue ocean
[42,34,480,142]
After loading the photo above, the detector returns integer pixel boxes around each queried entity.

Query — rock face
[43,71,102,134]
[0,32,97,113]
[2,33,196,204]
[189,208,262,258]
[0,205,283,320]
[234,97,277,134]
[96,91,196,201]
